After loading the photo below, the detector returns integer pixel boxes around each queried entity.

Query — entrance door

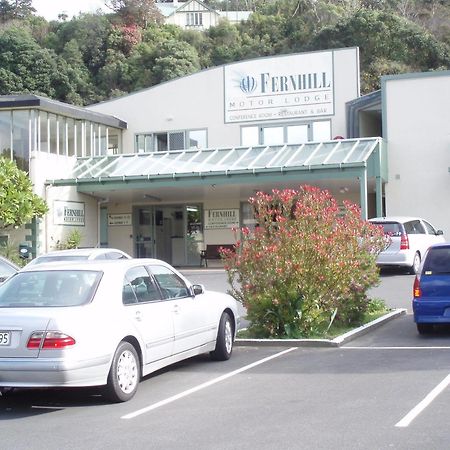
[134,204,203,265]
[134,207,155,258]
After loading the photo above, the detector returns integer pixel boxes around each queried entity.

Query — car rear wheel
[104,341,140,403]
[417,323,433,335]
[410,252,421,274]
[210,312,234,361]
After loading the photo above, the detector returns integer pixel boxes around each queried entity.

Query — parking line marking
[343,346,450,350]
[395,373,450,428]
[121,347,297,420]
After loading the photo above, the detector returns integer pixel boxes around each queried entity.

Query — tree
[221,186,386,338]
[128,28,200,88]
[0,27,85,102]
[0,0,34,23]
[105,0,161,26]
[150,39,201,83]
[0,157,48,229]
[48,14,112,77]
[307,9,450,92]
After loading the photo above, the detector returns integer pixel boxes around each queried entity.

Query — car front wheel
[104,341,140,402]
[210,312,234,361]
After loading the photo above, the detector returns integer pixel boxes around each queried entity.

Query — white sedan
[0,259,239,402]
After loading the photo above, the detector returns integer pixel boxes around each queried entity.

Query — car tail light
[400,233,409,250]
[413,276,422,298]
[27,331,76,349]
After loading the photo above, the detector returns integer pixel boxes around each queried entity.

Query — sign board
[108,213,132,226]
[224,51,334,123]
[54,200,85,226]
[205,209,240,230]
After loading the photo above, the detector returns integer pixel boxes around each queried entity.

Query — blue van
[413,243,450,334]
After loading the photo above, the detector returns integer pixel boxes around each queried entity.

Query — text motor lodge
[229,71,333,110]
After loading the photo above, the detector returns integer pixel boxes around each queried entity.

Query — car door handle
[172,304,180,314]
[135,310,142,321]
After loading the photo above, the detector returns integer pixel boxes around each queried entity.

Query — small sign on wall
[108,213,132,226]
[54,200,85,226]
[205,209,240,229]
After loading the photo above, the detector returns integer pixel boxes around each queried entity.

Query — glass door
[133,207,155,258]
[186,204,203,265]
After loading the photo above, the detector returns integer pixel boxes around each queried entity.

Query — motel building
[0,47,449,266]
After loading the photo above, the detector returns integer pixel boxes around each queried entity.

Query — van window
[423,247,450,274]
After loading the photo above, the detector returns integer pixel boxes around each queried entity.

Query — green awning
[48,138,384,186]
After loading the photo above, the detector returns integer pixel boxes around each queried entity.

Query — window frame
[122,266,163,305]
[240,119,332,146]
[148,265,191,300]
[134,129,207,153]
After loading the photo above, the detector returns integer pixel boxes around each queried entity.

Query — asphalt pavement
[2,269,450,449]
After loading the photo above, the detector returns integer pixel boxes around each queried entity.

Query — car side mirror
[191,284,204,296]
[437,230,444,235]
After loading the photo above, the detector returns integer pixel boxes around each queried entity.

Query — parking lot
[1,270,450,449]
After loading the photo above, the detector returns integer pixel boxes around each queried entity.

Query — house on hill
[156,0,252,30]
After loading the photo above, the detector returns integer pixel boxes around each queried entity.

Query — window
[0,271,101,307]
[404,220,425,235]
[287,125,308,144]
[12,110,29,171]
[312,121,331,141]
[263,126,284,145]
[49,113,57,154]
[123,266,161,304]
[135,129,207,152]
[187,12,203,26]
[423,247,450,274]
[423,221,437,235]
[0,111,11,158]
[67,118,75,156]
[241,126,259,146]
[188,130,207,149]
[241,202,257,231]
[149,265,190,299]
[169,132,184,151]
[241,120,331,146]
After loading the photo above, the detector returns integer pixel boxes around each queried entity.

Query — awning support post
[359,168,368,220]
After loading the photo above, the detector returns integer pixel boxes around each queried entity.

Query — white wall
[30,153,99,254]
[88,48,360,152]
[384,71,450,234]
[105,202,134,255]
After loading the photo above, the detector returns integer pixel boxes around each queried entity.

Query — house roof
[0,94,127,129]
[156,0,218,18]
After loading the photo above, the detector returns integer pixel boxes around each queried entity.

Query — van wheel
[410,252,421,274]
[104,341,140,403]
[417,323,433,335]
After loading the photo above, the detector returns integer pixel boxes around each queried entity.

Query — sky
[32,0,109,21]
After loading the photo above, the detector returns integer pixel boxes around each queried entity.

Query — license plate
[0,331,11,346]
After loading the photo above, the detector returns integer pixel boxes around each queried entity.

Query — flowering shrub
[221,185,387,338]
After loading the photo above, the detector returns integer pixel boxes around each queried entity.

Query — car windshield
[0,270,102,307]
[422,247,450,274]
[0,260,17,282]
[372,222,402,237]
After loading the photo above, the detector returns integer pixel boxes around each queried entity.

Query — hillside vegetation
[0,0,449,104]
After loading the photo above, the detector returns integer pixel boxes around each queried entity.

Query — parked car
[26,248,131,266]
[369,216,445,274]
[0,256,19,283]
[0,259,239,402]
[413,243,450,334]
